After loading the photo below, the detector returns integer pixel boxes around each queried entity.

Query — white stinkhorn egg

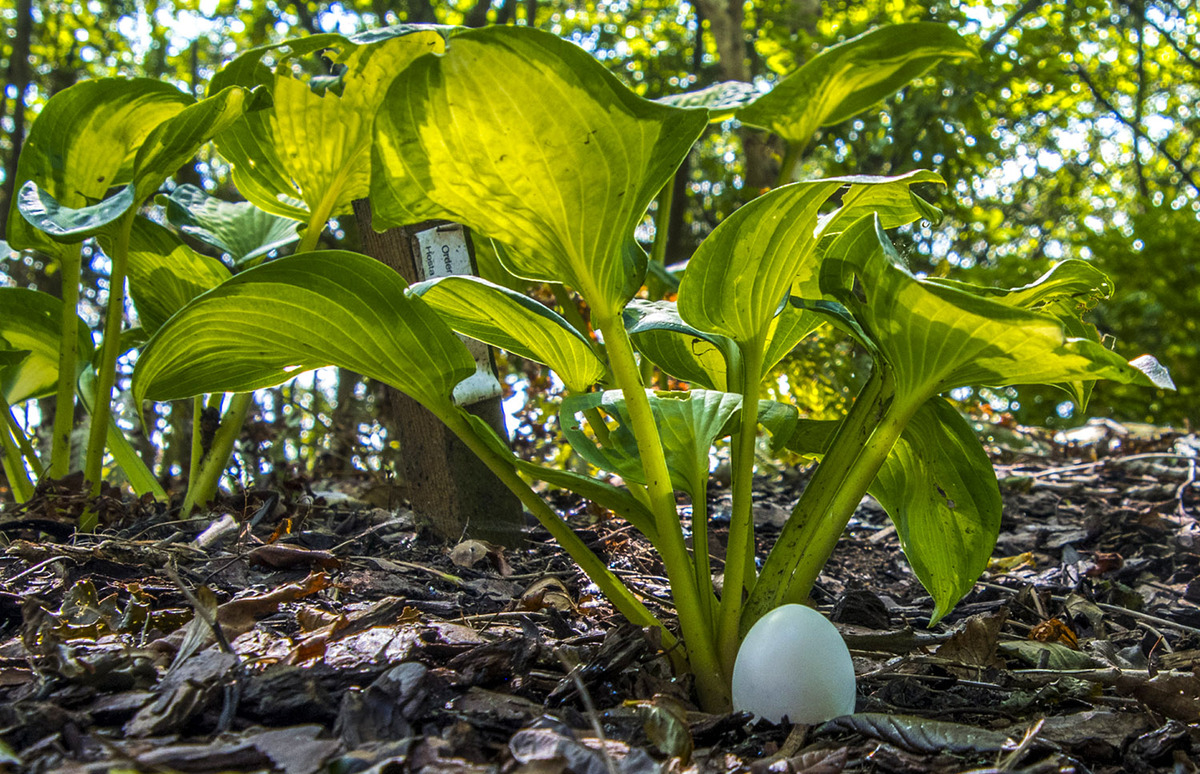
[731,604,856,724]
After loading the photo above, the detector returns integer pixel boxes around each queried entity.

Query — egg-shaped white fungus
[731,603,856,724]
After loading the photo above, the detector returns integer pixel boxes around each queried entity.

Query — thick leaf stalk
[84,213,137,501]
[180,209,329,514]
[596,313,731,711]
[182,391,254,516]
[441,408,684,671]
[1,400,36,502]
[49,244,83,478]
[742,368,904,632]
[716,336,765,674]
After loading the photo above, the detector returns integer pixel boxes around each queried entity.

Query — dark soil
[1,422,1198,773]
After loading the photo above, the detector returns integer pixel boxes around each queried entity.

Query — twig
[1068,60,1200,194]
[978,581,1200,637]
[1010,452,1196,478]
[998,718,1044,771]
[165,562,235,655]
[553,648,619,774]
[983,0,1046,51]
[6,555,71,584]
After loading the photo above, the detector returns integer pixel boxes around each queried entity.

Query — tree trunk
[328,369,359,476]
[693,0,788,191]
[352,199,525,547]
[0,0,34,237]
[464,0,492,27]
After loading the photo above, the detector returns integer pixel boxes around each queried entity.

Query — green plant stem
[716,338,765,674]
[188,395,205,485]
[777,141,803,188]
[181,391,253,515]
[84,214,136,498]
[3,399,41,474]
[76,366,165,499]
[742,368,910,633]
[690,490,715,630]
[646,175,676,301]
[582,406,612,447]
[595,312,730,711]
[441,408,686,673]
[180,206,330,515]
[49,243,83,478]
[781,390,924,605]
[1,399,35,502]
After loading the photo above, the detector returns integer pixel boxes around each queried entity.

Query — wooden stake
[352,199,524,547]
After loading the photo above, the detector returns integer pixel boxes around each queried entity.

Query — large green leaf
[820,216,1174,400]
[562,389,744,499]
[407,275,605,392]
[678,172,942,346]
[868,399,1001,623]
[0,288,94,403]
[126,217,233,334]
[14,84,250,245]
[133,251,474,414]
[371,26,708,318]
[760,396,1000,622]
[6,78,192,255]
[163,184,300,266]
[212,29,446,223]
[736,23,976,145]
[129,85,252,202]
[624,300,733,391]
[927,259,1119,408]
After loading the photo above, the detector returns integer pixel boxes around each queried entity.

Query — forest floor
[0,419,1198,773]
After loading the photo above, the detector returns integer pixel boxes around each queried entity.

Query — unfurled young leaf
[133,251,474,415]
[0,288,93,403]
[164,184,300,266]
[624,300,734,391]
[211,28,445,224]
[737,23,977,146]
[408,275,606,392]
[372,26,707,318]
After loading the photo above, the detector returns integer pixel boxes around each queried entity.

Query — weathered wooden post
[353,199,524,547]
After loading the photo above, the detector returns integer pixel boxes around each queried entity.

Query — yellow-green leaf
[737,23,976,145]
[0,288,94,404]
[133,251,474,416]
[408,275,605,392]
[6,79,192,255]
[213,29,445,223]
[371,26,707,318]
[126,217,233,334]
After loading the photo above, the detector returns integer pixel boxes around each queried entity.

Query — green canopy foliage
[1,0,1196,427]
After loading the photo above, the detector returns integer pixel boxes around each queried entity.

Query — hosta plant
[123,24,1173,712]
[6,77,250,521]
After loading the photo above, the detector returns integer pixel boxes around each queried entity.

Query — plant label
[410,222,503,406]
